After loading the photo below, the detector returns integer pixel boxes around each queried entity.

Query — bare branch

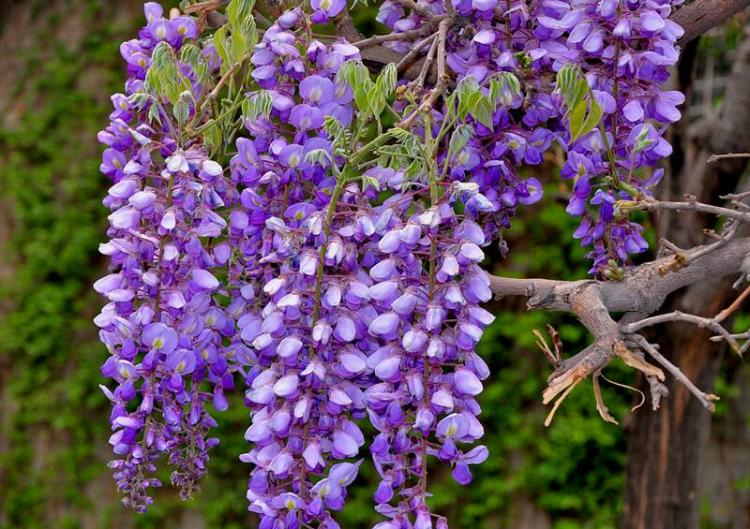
[397,17,452,129]
[629,335,720,411]
[491,235,750,316]
[353,26,435,49]
[593,370,619,425]
[396,33,437,73]
[490,236,750,419]
[715,284,750,321]
[707,152,750,164]
[673,0,750,44]
[635,196,750,224]
[621,310,742,352]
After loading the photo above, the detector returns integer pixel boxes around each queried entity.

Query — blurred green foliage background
[0,2,745,529]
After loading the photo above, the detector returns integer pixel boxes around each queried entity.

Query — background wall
[0,2,747,529]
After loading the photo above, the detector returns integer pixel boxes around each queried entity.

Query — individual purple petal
[332,430,359,458]
[453,368,483,396]
[273,374,299,397]
[369,312,400,337]
[192,268,220,290]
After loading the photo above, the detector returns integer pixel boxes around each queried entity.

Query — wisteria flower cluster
[95,0,683,527]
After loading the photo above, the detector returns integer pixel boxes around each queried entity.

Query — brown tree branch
[490,236,750,316]
[673,0,750,44]
[629,335,720,411]
[357,0,750,75]
[490,235,750,418]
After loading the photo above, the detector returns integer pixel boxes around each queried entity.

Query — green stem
[583,79,619,186]
[421,112,440,488]
[311,178,346,326]
[187,96,244,137]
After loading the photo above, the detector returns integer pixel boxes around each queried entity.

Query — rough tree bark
[621,22,750,529]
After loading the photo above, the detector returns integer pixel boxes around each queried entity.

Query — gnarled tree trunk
[621,24,750,529]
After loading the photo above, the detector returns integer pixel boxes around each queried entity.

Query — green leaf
[203,121,223,156]
[241,90,273,122]
[128,92,150,110]
[147,103,162,125]
[633,125,654,152]
[448,124,475,160]
[376,63,397,99]
[212,26,232,74]
[556,64,579,105]
[404,158,422,180]
[489,72,521,106]
[473,96,494,129]
[172,91,194,126]
[305,148,331,166]
[323,116,348,148]
[577,99,602,140]
[568,100,588,140]
[362,174,380,192]
[180,43,208,82]
[227,0,256,30]
[557,64,603,142]
[456,77,481,121]
[339,60,376,117]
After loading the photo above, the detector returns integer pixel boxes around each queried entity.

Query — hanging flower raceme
[356,171,495,527]
[228,14,376,528]
[96,2,237,511]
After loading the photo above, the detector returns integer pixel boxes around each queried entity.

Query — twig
[592,370,619,425]
[533,326,561,367]
[544,378,581,427]
[413,34,439,88]
[397,17,452,128]
[707,152,750,163]
[354,26,435,48]
[636,196,750,224]
[600,371,647,413]
[621,311,741,352]
[714,284,750,322]
[396,33,438,72]
[188,53,249,132]
[721,189,750,201]
[631,335,720,412]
